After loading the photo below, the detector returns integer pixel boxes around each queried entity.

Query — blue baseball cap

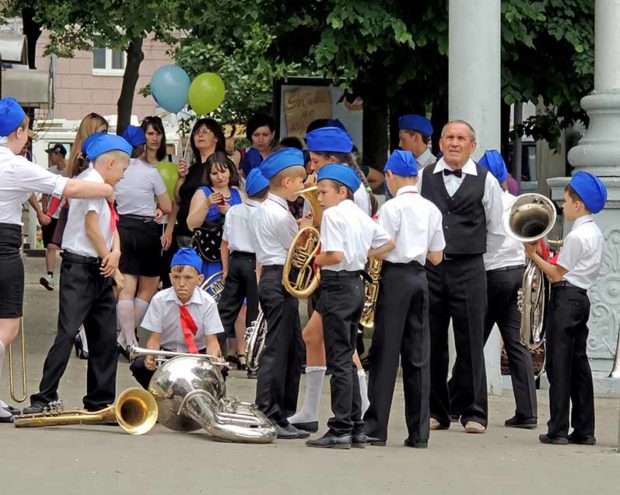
[245,168,269,196]
[478,150,508,184]
[569,171,607,214]
[171,247,203,273]
[0,97,26,137]
[259,147,305,180]
[86,134,133,162]
[398,114,433,137]
[122,125,146,146]
[384,150,418,177]
[317,163,361,192]
[305,126,353,153]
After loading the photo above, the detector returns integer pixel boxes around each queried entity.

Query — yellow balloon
[188,73,226,114]
[156,161,178,200]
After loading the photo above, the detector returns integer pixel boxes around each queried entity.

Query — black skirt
[118,215,162,277]
[0,223,25,318]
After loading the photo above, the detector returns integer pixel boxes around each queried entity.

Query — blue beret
[86,134,133,162]
[305,126,353,153]
[245,168,269,196]
[259,147,305,180]
[122,125,146,146]
[398,114,433,136]
[384,150,418,177]
[569,171,607,214]
[478,150,508,184]
[81,132,107,153]
[240,147,263,176]
[326,118,346,130]
[171,247,203,273]
[317,163,361,193]
[0,97,26,137]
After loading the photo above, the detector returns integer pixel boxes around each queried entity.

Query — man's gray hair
[440,120,476,142]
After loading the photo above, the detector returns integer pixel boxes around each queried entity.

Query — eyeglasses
[193,127,213,135]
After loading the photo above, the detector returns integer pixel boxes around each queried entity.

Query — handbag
[192,220,224,263]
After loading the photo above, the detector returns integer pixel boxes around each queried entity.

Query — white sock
[358,370,370,416]
[0,341,10,418]
[134,298,149,329]
[288,366,326,424]
[117,300,137,346]
[79,325,88,353]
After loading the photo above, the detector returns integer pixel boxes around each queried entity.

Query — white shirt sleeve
[201,297,225,335]
[222,212,232,242]
[482,173,505,249]
[377,203,398,240]
[84,197,103,214]
[152,169,168,197]
[370,218,392,249]
[9,157,68,196]
[273,213,299,251]
[141,295,163,334]
[321,209,345,253]
[428,206,446,252]
[556,232,582,272]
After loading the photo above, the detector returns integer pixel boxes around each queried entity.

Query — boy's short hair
[249,187,269,200]
[170,264,201,275]
[269,165,306,188]
[565,184,591,212]
[321,178,355,200]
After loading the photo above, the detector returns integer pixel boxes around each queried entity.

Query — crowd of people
[0,96,607,449]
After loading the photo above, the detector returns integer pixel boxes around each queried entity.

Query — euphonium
[245,310,267,372]
[201,270,225,303]
[359,257,383,329]
[128,345,229,370]
[149,355,276,443]
[14,387,158,435]
[503,193,557,350]
[283,186,322,297]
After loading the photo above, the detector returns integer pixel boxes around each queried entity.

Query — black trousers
[30,252,118,411]
[317,271,365,436]
[427,254,488,427]
[218,252,259,338]
[484,266,537,420]
[545,283,594,438]
[255,265,303,425]
[365,261,430,443]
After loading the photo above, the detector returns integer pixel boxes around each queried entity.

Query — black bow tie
[443,168,463,178]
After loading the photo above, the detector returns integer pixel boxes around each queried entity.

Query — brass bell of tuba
[14,387,159,435]
[359,257,383,329]
[283,186,323,298]
[148,355,276,443]
[503,193,557,350]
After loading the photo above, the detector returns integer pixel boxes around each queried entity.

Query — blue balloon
[150,65,190,113]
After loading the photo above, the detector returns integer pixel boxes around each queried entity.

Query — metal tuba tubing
[245,310,267,372]
[8,317,27,403]
[128,345,229,369]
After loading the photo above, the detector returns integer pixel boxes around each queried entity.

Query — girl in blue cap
[524,171,607,445]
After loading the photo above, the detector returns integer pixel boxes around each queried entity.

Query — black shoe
[568,433,596,445]
[404,438,428,449]
[246,369,258,379]
[22,403,46,415]
[117,343,130,361]
[236,353,247,371]
[3,405,21,415]
[365,435,387,446]
[0,414,14,423]
[352,432,367,449]
[291,421,319,433]
[539,434,568,445]
[275,423,310,439]
[504,415,537,429]
[306,431,352,449]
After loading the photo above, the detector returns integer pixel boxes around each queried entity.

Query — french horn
[283,186,322,298]
[503,193,557,350]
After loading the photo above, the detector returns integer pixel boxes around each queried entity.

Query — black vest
[421,164,487,255]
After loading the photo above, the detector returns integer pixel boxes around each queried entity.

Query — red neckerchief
[107,200,119,232]
[179,305,199,354]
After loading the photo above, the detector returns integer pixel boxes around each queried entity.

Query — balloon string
[181,117,195,162]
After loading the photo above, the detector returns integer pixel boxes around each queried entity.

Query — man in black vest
[420,120,504,434]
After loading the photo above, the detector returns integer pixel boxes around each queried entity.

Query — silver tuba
[148,355,276,443]
[245,310,267,373]
[503,193,557,350]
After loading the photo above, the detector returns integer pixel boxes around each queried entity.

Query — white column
[449,0,503,395]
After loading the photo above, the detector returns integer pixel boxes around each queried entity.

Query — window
[92,47,125,76]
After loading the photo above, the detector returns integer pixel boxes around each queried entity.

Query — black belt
[487,264,526,273]
[62,251,101,264]
[552,281,587,294]
[262,264,283,272]
[320,270,363,280]
[120,214,156,223]
[443,253,482,261]
[384,260,423,270]
[231,251,256,259]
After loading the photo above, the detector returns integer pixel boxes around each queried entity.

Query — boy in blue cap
[306,164,394,449]
[251,147,311,439]
[524,171,607,445]
[26,133,133,415]
[363,151,445,448]
[130,247,224,388]
[398,114,436,169]
[218,168,269,374]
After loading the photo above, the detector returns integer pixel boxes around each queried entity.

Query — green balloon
[156,161,178,200]
[188,72,226,115]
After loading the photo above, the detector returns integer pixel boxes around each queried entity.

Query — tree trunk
[430,95,448,156]
[362,88,388,170]
[22,7,42,69]
[116,38,144,136]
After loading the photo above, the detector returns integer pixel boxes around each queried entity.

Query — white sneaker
[40,275,54,291]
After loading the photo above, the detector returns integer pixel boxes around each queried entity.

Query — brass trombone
[8,317,27,403]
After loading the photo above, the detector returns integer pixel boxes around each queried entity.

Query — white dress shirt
[0,146,67,225]
[556,215,605,290]
[321,199,391,272]
[416,148,437,170]
[141,286,224,352]
[223,199,261,253]
[484,190,526,270]
[114,158,167,216]
[62,168,113,257]
[377,185,445,265]
[420,157,505,253]
[251,193,298,265]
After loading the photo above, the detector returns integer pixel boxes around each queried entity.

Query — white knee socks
[134,298,149,329]
[117,300,136,347]
[358,369,370,416]
[288,366,326,424]
[0,341,11,418]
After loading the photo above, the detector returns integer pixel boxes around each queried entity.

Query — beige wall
[35,32,174,121]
